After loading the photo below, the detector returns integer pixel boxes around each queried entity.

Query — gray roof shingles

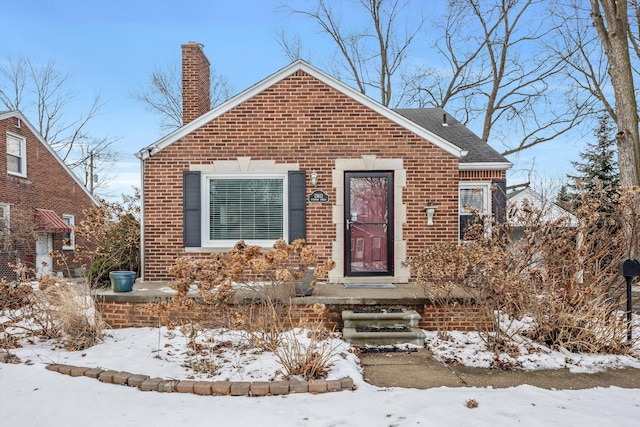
[394,107,508,164]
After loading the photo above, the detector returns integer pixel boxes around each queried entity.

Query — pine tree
[562,114,620,210]
[555,184,574,212]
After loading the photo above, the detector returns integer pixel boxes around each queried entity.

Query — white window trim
[62,214,75,250]
[459,182,492,240]
[201,172,289,248]
[6,132,27,178]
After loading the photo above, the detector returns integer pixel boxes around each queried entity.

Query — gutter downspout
[136,151,146,282]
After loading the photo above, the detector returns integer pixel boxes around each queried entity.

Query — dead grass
[1,275,106,351]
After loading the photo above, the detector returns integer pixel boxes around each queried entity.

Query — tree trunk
[591,1,640,259]
[591,0,640,188]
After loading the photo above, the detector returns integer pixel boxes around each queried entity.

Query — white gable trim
[136,60,467,160]
[459,162,513,171]
[0,110,99,205]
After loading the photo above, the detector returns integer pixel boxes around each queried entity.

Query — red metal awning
[34,209,72,233]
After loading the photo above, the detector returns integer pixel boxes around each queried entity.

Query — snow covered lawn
[2,324,640,426]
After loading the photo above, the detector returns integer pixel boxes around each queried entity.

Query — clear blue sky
[1,0,582,199]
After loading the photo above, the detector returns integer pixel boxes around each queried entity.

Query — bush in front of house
[68,191,140,287]
[0,274,106,351]
[149,239,338,380]
[406,186,640,357]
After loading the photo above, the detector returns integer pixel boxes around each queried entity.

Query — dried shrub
[59,191,140,287]
[153,239,338,379]
[264,303,339,380]
[406,186,640,355]
[0,274,106,351]
[271,325,339,380]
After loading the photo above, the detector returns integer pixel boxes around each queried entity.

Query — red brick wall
[143,71,505,281]
[0,115,96,274]
[96,300,489,332]
[95,301,166,328]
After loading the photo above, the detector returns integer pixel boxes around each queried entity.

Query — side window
[62,215,75,250]
[459,183,490,240]
[0,203,9,238]
[7,133,27,177]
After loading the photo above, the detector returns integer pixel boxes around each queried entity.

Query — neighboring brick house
[136,42,511,284]
[1,110,98,278]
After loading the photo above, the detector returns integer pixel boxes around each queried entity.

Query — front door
[345,172,393,276]
[35,232,53,278]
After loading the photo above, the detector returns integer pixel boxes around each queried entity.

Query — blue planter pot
[109,271,136,292]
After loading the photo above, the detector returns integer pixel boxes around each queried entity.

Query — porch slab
[92,281,472,306]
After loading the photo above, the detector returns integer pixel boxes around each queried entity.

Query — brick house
[136,42,511,284]
[1,110,98,278]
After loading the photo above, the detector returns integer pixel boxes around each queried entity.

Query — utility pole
[89,150,94,195]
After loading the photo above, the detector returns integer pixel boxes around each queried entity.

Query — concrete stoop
[342,309,426,346]
[44,364,355,396]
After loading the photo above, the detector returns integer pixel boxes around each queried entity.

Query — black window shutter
[288,170,307,242]
[491,179,507,223]
[183,171,201,247]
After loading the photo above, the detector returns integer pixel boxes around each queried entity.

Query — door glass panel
[347,175,390,273]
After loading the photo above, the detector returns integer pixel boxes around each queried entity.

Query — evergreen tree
[561,114,620,211]
[555,184,574,212]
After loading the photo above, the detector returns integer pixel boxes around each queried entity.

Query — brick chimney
[182,41,211,125]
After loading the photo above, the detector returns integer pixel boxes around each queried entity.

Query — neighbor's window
[205,174,286,247]
[459,183,490,240]
[7,133,27,176]
[62,214,75,250]
[0,203,9,236]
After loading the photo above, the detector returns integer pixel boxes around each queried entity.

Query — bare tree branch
[281,0,423,106]
[405,0,591,158]
[0,56,116,196]
[131,61,232,132]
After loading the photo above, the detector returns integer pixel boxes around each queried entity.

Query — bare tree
[131,61,232,132]
[280,0,424,107]
[590,0,640,188]
[405,0,591,157]
[0,56,117,194]
[277,30,310,62]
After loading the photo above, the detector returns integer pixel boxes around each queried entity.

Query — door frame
[35,232,53,278]
[344,171,394,277]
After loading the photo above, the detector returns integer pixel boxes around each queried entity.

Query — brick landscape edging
[45,364,355,396]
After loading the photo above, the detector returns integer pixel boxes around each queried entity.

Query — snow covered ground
[2,323,640,427]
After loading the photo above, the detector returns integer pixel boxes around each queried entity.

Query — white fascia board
[0,110,99,205]
[459,162,513,171]
[137,60,467,159]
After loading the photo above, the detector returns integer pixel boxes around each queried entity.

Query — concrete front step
[341,309,425,346]
[342,309,421,328]
[342,327,426,346]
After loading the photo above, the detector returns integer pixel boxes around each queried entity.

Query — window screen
[459,186,487,240]
[209,178,283,241]
[460,188,485,213]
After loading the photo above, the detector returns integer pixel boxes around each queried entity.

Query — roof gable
[137,60,471,160]
[0,110,98,205]
[507,187,577,227]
